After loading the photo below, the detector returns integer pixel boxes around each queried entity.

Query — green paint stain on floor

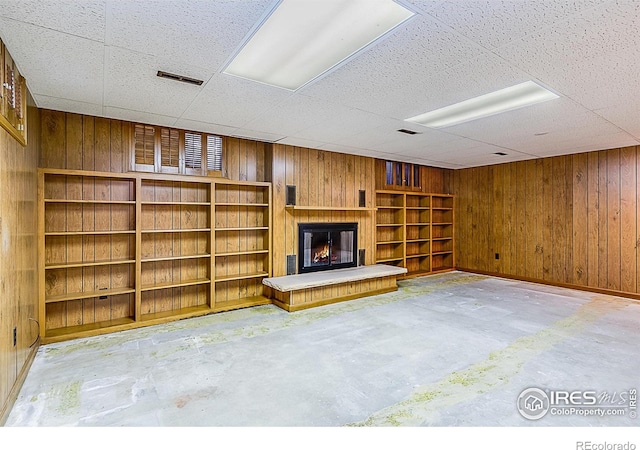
[351,295,631,427]
[47,272,489,362]
[54,380,81,414]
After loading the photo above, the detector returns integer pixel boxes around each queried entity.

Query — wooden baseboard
[271,286,398,312]
[456,267,640,302]
[0,338,40,426]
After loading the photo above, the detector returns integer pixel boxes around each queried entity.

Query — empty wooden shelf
[39,169,273,343]
[375,190,455,278]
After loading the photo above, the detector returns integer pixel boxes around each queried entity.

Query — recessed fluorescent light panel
[223,0,415,90]
[405,81,559,128]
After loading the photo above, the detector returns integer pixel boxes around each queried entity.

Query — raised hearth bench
[262,265,408,312]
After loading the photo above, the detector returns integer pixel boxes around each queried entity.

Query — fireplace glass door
[299,223,358,273]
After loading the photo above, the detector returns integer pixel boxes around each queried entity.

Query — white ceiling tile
[181,73,293,129]
[103,106,177,128]
[594,104,640,141]
[243,95,350,137]
[428,0,604,49]
[495,1,640,111]
[173,119,238,137]
[105,0,274,71]
[0,0,106,41]
[301,14,489,118]
[274,137,328,149]
[527,131,639,157]
[34,95,104,117]
[104,46,210,118]
[437,97,632,155]
[232,129,285,143]
[0,18,104,104]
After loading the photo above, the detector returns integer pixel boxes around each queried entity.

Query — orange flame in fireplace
[313,244,329,263]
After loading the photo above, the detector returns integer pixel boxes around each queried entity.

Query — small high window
[132,124,223,176]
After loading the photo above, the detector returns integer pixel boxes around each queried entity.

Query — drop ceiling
[0,0,638,169]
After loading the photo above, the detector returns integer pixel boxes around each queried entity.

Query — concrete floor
[6,271,640,426]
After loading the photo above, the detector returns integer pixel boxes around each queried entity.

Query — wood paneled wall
[271,144,377,277]
[452,146,640,297]
[40,110,270,182]
[0,97,39,424]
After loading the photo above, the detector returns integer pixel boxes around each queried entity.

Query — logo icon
[518,388,550,420]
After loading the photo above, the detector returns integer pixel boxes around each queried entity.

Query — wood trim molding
[0,338,39,426]
[271,286,398,312]
[456,267,640,303]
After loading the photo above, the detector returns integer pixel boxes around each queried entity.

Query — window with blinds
[184,132,203,172]
[160,128,179,172]
[207,135,223,172]
[132,123,222,175]
[134,124,155,169]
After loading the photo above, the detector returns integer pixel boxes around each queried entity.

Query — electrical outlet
[13,326,17,346]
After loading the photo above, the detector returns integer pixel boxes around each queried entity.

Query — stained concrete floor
[6,271,640,426]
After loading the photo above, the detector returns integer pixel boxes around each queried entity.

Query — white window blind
[207,135,223,171]
[185,132,202,170]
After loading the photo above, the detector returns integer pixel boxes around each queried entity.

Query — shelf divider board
[141,254,211,263]
[268,183,273,278]
[37,170,46,338]
[285,205,376,211]
[46,287,136,303]
[135,177,142,322]
[140,278,211,292]
[210,182,215,309]
[45,258,136,269]
[44,199,136,204]
[215,271,269,282]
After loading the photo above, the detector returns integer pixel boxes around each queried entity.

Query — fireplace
[298,223,358,273]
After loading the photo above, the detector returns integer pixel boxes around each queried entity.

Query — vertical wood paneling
[270,145,377,277]
[587,151,600,287]
[1,99,39,423]
[540,158,553,280]
[551,157,566,282]
[620,147,636,293]
[572,153,588,286]
[454,145,640,297]
[524,160,536,278]
[607,149,621,290]
[598,151,608,287]
[516,163,526,276]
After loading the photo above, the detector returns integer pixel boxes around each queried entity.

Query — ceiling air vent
[157,70,203,86]
[397,128,420,135]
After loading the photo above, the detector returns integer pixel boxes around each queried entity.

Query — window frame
[130,124,223,177]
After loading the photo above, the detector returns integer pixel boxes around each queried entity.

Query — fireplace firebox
[298,223,358,273]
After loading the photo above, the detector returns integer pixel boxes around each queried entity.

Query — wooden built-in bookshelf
[38,168,272,343]
[375,191,454,278]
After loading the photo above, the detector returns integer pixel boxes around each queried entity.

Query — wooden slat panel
[619,146,636,293]
[598,151,608,288]
[572,153,588,286]
[607,149,621,290]
[587,151,600,287]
